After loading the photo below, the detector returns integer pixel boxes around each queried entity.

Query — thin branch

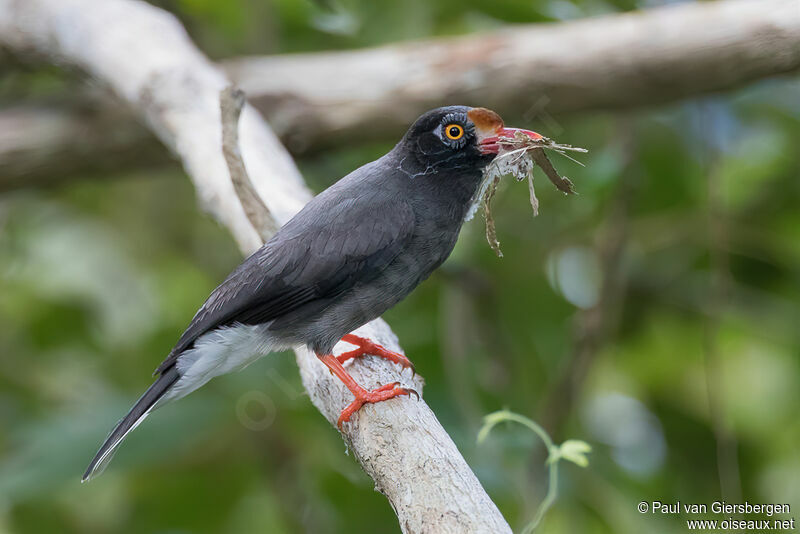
[220,86,278,241]
[700,102,742,501]
[2,0,799,189]
[0,0,512,531]
[539,119,637,436]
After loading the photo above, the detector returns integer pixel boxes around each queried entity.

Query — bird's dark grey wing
[154,187,415,375]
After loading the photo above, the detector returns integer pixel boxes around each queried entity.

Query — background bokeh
[1,0,799,533]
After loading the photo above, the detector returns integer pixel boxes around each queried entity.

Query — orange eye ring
[444,123,464,140]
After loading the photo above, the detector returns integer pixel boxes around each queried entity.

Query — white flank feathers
[165,323,286,403]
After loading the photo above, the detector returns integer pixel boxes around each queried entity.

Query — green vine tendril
[478,409,592,533]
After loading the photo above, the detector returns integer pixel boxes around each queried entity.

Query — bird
[82,105,542,481]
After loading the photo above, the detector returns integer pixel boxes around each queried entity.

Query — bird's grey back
[156,145,483,369]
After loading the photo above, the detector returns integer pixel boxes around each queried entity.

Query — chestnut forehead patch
[467,107,504,135]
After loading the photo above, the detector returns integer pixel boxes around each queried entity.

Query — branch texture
[220,85,279,240]
[0,0,512,531]
[228,0,800,152]
[2,0,798,190]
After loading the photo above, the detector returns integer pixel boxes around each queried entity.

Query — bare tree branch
[2,0,799,190]
[0,101,167,189]
[0,0,512,531]
[220,86,279,240]
[230,0,800,152]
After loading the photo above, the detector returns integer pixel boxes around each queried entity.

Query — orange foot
[337,381,418,428]
[338,333,415,374]
[317,353,419,429]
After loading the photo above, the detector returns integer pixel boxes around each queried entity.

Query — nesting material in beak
[480,127,588,257]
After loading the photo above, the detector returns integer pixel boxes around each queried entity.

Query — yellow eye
[445,123,464,140]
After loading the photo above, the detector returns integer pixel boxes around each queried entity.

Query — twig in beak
[483,176,503,257]
[529,148,577,195]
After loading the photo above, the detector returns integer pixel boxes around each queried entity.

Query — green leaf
[552,439,592,468]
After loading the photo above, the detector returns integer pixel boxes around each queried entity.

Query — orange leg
[337,333,415,374]
[317,353,418,428]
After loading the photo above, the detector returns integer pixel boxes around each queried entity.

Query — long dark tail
[82,367,179,482]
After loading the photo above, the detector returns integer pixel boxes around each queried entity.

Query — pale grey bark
[2,0,799,190]
[0,0,512,532]
[228,0,800,152]
[219,86,279,240]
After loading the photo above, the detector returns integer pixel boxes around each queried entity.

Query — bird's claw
[338,334,416,375]
[337,381,416,429]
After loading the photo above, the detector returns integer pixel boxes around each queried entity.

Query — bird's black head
[395,105,542,178]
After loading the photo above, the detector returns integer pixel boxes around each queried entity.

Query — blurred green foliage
[1,0,799,533]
